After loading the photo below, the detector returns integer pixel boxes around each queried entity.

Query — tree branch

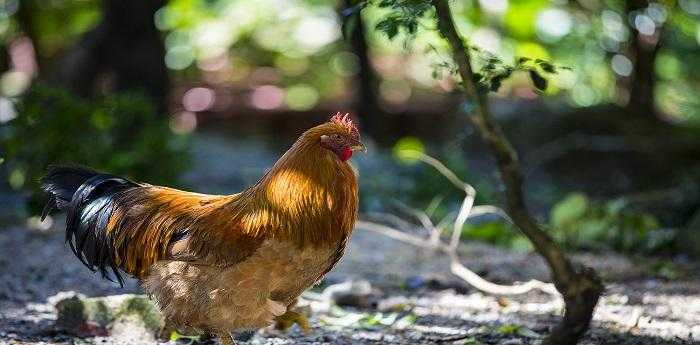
[431,1,603,344]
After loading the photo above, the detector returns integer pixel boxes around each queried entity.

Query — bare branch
[357,220,437,249]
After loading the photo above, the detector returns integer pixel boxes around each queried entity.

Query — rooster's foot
[274,309,311,334]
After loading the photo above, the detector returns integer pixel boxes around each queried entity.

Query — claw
[170,330,202,345]
[274,310,311,334]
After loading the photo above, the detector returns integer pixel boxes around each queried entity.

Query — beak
[348,138,367,153]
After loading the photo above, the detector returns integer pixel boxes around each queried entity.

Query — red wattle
[339,147,353,161]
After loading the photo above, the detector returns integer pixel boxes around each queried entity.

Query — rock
[51,292,163,339]
[321,280,376,308]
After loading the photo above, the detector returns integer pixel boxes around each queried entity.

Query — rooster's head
[314,112,366,162]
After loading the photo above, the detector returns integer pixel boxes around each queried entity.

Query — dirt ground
[0,220,698,345]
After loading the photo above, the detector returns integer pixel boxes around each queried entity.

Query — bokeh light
[536,8,572,42]
[285,84,319,111]
[170,111,198,134]
[250,85,285,110]
[182,87,216,112]
[479,0,508,15]
[611,54,633,77]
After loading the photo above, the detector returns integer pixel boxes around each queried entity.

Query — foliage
[462,221,532,253]
[431,46,569,93]
[370,0,564,96]
[0,85,189,212]
[549,193,676,254]
[458,192,676,255]
[372,0,432,39]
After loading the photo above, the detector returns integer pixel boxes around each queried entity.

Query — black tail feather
[41,166,139,286]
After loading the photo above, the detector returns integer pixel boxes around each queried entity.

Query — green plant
[0,85,189,213]
[549,193,675,254]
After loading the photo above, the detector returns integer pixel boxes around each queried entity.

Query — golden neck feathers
[230,126,359,247]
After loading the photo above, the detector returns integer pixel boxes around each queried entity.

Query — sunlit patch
[165,45,195,70]
[250,85,285,110]
[170,111,198,134]
[9,37,38,77]
[193,21,234,60]
[26,215,53,232]
[285,84,319,111]
[393,137,424,165]
[0,97,16,123]
[479,0,507,14]
[182,87,215,112]
[294,16,340,52]
[471,28,501,53]
[611,54,633,77]
[634,14,656,36]
[264,168,325,212]
[601,10,628,43]
[1,71,30,97]
[536,8,572,42]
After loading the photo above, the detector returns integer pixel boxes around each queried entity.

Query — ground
[1,132,699,344]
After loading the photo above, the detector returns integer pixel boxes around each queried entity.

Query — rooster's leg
[217,330,236,345]
[274,299,311,334]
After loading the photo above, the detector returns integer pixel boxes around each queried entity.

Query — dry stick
[393,201,443,245]
[357,152,560,297]
[431,1,603,344]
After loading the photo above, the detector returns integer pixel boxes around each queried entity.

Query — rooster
[41,113,365,344]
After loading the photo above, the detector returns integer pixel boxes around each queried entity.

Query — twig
[357,220,437,249]
[393,201,442,244]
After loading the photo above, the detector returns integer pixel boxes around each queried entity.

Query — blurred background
[1,0,700,343]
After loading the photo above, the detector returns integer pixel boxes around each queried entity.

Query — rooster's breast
[143,236,348,332]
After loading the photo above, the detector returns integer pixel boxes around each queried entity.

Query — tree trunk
[341,0,382,141]
[623,0,661,118]
[55,0,169,114]
[432,1,603,344]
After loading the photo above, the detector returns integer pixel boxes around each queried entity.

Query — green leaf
[551,193,589,228]
[376,18,399,39]
[529,69,548,91]
[538,61,556,74]
[462,337,482,345]
[496,324,521,335]
[517,57,531,64]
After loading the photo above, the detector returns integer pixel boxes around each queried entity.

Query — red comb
[330,112,359,138]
